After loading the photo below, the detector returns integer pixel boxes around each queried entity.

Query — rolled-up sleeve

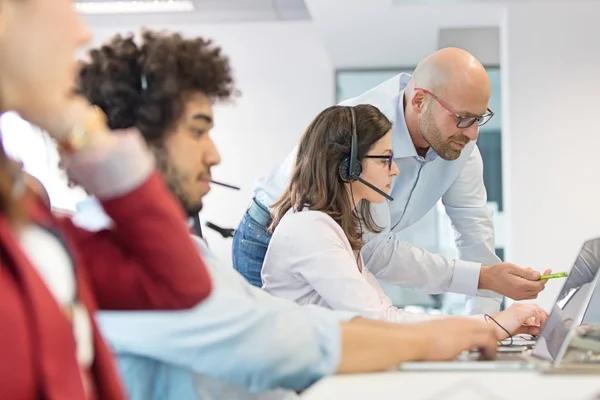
[362,200,482,296]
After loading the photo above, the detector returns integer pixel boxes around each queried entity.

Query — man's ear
[411,91,426,115]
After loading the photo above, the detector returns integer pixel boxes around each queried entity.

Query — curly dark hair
[78,30,237,142]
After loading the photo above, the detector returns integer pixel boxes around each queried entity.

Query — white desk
[301,370,600,400]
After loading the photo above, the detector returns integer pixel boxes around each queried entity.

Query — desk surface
[301,370,600,400]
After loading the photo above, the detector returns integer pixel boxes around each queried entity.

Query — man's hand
[410,319,498,361]
[479,263,551,300]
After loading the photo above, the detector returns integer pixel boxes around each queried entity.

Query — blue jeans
[232,206,272,287]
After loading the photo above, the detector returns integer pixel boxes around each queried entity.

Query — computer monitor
[532,237,600,362]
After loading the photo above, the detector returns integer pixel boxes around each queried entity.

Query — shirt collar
[392,78,438,162]
[391,87,418,160]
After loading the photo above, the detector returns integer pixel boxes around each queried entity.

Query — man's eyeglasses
[364,152,394,171]
[414,88,495,129]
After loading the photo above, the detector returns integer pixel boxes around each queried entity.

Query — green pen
[539,272,568,280]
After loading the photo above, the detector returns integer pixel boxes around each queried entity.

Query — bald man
[233,48,547,315]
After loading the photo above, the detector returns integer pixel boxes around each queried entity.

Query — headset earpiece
[339,107,363,183]
[339,157,350,182]
[339,105,395,202]
[339,156,353,182]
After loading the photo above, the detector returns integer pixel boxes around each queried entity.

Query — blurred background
[3,0,599,314]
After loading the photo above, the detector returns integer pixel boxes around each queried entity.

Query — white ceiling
[392,0,600,3]
[80,0,310,24]
[79,0,599,25]
[303,0,600,68]
[80,0,596,67]
[303,0,507,68]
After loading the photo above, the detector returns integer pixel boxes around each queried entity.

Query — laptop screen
[531,237,600,361]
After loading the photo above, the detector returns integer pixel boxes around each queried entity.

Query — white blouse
[20,225,94,368]
[262,208,439,323]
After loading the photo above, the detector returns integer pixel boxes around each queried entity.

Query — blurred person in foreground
[0,1,213,399]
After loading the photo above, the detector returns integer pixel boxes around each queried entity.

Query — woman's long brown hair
[270,104,392,250]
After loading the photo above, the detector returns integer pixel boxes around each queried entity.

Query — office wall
[88,21,334,264]
[502,0,600,310]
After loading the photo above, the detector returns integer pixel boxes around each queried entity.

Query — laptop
[397,237,600,371]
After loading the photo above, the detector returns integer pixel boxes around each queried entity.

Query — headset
[339,106,394,201]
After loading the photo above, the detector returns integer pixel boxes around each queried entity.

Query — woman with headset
[262,104,548,339]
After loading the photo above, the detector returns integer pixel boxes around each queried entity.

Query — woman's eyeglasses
[364,152,394,171]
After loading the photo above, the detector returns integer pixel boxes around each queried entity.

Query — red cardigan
[0,172,212,400]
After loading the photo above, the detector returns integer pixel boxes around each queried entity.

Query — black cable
[484,313,513,346]
[205,221,235,239]
[349,182,363,270]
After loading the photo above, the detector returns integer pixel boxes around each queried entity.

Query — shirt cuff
[62,129,155,200]
[466,294,502,315]
[448,259,481,296]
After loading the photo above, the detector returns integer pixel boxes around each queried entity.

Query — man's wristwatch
[58,105,109,155]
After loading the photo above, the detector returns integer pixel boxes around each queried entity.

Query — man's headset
[338,106,394,201]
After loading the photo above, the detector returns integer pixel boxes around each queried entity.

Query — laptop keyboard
[496,353,528,361]
[461,349,530,362]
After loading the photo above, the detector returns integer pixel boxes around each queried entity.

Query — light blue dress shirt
[254,73,502,315]
[74,198,357,400]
